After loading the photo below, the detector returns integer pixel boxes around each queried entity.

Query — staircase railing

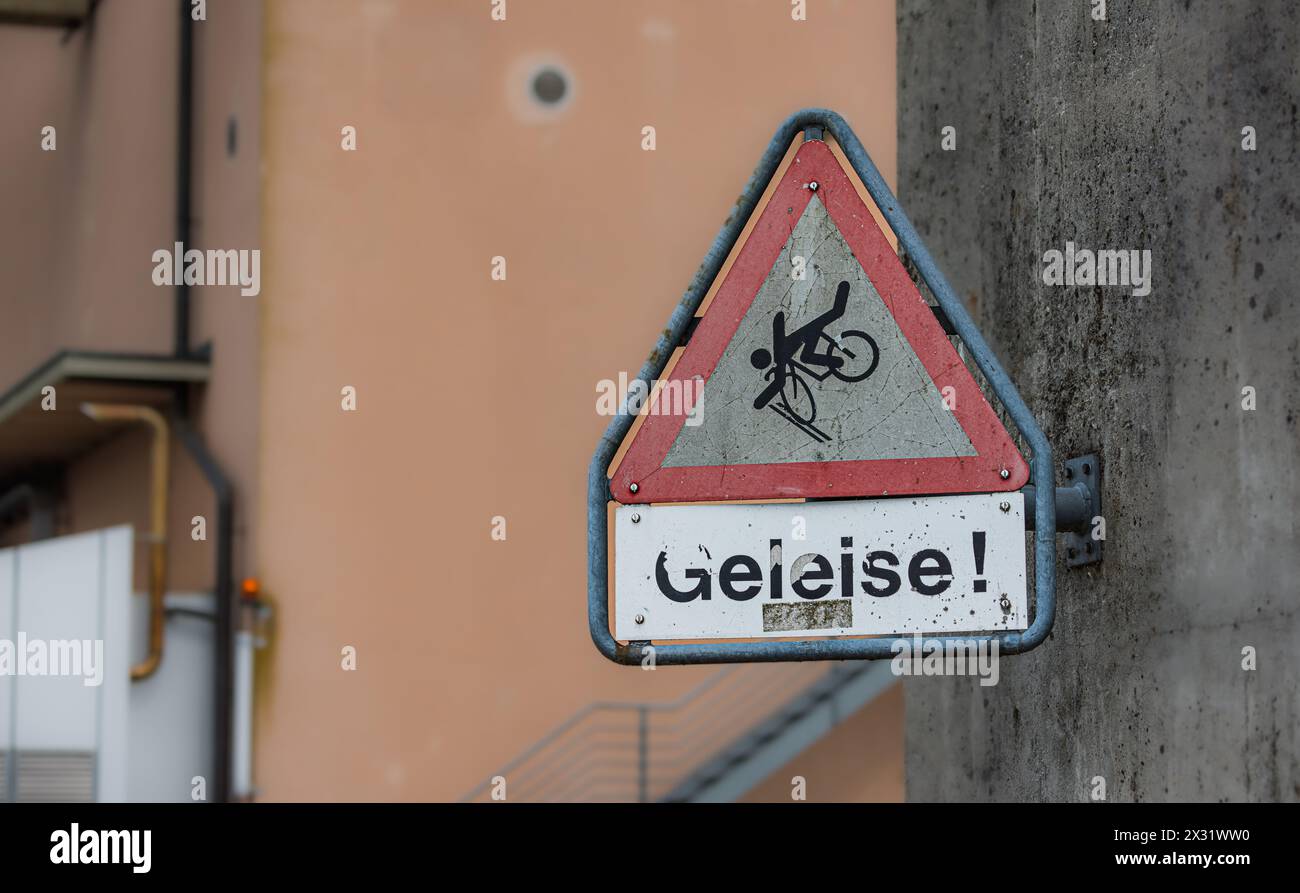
[460,660,881,802]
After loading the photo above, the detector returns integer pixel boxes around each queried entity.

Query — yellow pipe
[81,403,169,680]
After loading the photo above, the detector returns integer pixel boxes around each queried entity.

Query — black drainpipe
[177,421,233,804]
[173,0,234,803]
[174,0,193,360]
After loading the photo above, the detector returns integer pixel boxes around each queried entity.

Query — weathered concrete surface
[900,0,1299,801]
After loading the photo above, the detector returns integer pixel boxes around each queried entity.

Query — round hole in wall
[531,67,568,106]
[507,56,576,123]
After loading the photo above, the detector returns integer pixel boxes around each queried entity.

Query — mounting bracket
[1022,453,1103,566]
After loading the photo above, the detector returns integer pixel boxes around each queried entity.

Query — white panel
[126,592,214,802]
[12,530,103,750]
[95,525,132,802]
[232,629,254,798]
[0,549,13,751]
[614,494,1027,641]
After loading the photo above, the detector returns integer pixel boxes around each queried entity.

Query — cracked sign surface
[664,195,974,468]
[613,495,1028,641]
[610,137,1027,503]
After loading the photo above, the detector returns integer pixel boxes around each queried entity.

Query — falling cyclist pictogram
[749,279,880,442]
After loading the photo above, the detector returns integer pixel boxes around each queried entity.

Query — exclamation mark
[972,531,987,592]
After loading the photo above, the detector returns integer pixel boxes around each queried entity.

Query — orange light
[240,577,260,599]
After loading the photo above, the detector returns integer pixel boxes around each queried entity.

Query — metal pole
[176,420,234,803]
[174,0,193,359]
[80,403,171,680]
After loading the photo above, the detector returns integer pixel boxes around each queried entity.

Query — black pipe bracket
[1021,454,1103,567]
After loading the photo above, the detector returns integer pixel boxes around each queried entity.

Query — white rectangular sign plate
[613,493,1027,641]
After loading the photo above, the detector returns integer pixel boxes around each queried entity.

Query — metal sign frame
[588,108,1055,666]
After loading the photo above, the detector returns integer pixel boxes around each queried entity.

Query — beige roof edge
[0,351,210,427]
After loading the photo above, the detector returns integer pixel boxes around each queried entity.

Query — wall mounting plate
[1062,454,1102,567]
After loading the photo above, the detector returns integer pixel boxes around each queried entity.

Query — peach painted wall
[256,0,900,800]
[743,684,904,803]
[189,0,265,585]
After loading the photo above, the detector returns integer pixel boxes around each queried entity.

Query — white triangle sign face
[665,196,975,467]
[611,137,1028,503]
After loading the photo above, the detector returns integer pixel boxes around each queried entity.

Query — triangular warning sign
[610,137,1028,504]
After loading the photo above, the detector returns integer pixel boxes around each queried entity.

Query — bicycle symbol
[749,279,880,442]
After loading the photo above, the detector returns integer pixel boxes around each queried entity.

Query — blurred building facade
[0,0,902,801]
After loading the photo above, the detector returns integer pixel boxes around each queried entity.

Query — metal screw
[999,468,1010,480]
[631,513,641,523]
[808,181,819,192]
[629,482,639,493]
[999,501,1011,513]
[999,594,1011,613]
[635,613,645,625]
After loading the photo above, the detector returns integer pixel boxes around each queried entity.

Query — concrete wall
[900,0,1299,801]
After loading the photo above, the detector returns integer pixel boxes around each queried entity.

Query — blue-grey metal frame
[588,108,1055,666]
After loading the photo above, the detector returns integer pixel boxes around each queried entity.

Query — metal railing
[461,661,858,803]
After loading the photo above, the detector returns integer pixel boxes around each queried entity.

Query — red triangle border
[610,139,1028,504]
